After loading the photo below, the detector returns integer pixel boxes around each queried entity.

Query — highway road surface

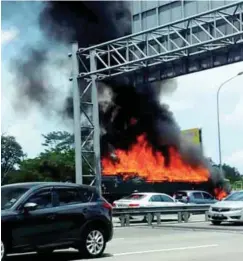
[7,225,243,261]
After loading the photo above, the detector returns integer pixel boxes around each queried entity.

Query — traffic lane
[6,227,183,260]
[104,242,242,261]
[101,228,243,261]
[6,227,243,261]
[157,220,243,232]
[108,228,243,254]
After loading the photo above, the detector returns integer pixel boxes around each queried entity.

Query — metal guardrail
[112,204,211,227]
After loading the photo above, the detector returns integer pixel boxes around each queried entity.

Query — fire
[214,188,228,200]
[102,134,210,183]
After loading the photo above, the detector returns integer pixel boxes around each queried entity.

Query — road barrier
[112,205,211,227]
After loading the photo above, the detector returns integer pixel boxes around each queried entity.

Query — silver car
[208,190,243,225]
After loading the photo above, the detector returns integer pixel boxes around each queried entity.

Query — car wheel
[211,221,221,225]
[182,213,191,222]
[144,214,154,223]
[80,227,106,258]
[1,240,6,261]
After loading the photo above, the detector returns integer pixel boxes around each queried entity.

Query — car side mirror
[24,202,38,212]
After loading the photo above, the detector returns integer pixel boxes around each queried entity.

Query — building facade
[129,0,242,82]
[131,0,237,33]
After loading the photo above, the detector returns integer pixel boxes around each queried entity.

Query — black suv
[1,182,113,260]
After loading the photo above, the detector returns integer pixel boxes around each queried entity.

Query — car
[174,190,217,204]
[113,192,187,222]
[1,182,113,260]
[208,190,243,225]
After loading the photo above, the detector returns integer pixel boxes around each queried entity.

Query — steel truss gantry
[70,2,243,192]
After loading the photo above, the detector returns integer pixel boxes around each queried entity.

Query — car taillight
[112,203,116,207]
[102,202,113,210]
[129,203,140,207]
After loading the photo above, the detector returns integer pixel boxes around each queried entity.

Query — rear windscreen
[122,194,146,200]
[174,192,187,199]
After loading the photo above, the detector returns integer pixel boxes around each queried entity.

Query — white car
[208,190,243,225]
[113,192,185,208]
[113,192,187,222]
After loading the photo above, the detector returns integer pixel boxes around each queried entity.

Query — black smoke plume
[39,0,132,116]
[11,47,50,110]
[39,1,131,46]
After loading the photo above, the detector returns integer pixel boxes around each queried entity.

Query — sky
[1,1,243,174]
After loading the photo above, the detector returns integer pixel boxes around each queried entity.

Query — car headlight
[209,206,212,211]
[230,208,243,211]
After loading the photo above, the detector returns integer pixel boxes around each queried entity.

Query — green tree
[221,163,242,183]
[1,134,26,184]
[42,131,74,152]
[41,130,93,179]
[4,131,94,185]
[6,149,76,184]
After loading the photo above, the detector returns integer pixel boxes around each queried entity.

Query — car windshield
[224,192,243,201]
[122,194,145,200]
[1,186,30,210]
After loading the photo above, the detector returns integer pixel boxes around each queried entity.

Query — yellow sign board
[181,128,202,146]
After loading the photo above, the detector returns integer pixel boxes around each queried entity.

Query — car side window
[161,195,174,202]
[150,195,163,202]
[26,190,53,210]
[193,192,203,199]
[202,192,213,199]
[55,188,84,206]
[79,188,95,202]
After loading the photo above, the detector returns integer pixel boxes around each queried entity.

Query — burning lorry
[99,131,230,203]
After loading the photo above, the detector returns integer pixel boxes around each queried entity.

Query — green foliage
[5,149,76,184]
[3,131,94,185]
[42,131,74,152]
[220,163,242,183]
[1,134,26,183]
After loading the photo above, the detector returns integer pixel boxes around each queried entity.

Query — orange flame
[102,134,210,183]
[214,188,227,200]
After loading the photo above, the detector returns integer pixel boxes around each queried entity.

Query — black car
[1,182,113,260]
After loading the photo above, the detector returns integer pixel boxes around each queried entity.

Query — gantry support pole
[71,42,83,184]
[90,50,102,195]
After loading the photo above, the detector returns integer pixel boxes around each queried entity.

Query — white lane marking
[113,244,219,256]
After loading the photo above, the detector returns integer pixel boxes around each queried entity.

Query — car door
[202,192,216,204]
[160,194,178,207]
[51,186,89,245]
[191,192,204,204]
[149,195,167,207]
[11,187,57,250]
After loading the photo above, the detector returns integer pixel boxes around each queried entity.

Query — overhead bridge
[78,1,243,82]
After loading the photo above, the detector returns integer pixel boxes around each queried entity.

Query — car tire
[182,213,191,222]
[211,221,221,225]
[1,240,6,261]
[79,227,106,258]
[144,214,155,223]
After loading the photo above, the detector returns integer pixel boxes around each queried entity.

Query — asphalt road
[7,225,243,261]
